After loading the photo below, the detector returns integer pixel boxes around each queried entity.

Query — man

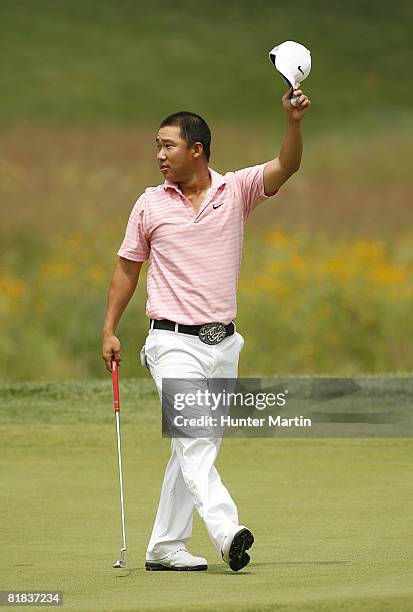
[102,82,311,572]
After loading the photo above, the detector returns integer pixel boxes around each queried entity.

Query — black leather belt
[150,319,235,345]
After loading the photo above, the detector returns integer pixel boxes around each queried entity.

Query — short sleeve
[117,194,150,262]
[234,162,278,219]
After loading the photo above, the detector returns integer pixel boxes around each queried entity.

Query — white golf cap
[269,40,311,89]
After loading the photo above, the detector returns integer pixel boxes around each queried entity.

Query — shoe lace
[168,547,187,559]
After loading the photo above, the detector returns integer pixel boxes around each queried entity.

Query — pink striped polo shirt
[117,163,278,325]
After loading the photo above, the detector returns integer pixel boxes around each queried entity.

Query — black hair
[159,111,211,162]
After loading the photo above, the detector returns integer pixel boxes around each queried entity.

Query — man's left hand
[282,82,311,121]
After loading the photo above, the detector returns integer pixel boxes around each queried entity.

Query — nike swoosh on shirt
[212,202,224,209]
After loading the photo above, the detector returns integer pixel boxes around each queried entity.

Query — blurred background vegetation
[1,0,412,381]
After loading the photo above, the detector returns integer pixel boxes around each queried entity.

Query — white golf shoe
[145,548,208,571]
[221,525,254,571]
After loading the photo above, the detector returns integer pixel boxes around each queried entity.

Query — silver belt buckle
[198,322,227,345]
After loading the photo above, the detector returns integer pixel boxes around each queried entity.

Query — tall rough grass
[2,226,413,381]
[238,230,413,376]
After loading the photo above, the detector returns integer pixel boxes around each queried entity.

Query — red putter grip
[111,359,120,413]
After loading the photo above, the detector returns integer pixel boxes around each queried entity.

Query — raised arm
[102,257,143,371]
[263,82,311,196]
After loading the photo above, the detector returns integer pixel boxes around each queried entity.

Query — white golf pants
[143,326,244,560]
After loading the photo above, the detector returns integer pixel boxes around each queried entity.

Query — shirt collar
[163,167,227,193]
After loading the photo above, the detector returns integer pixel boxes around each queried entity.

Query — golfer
[102,82,311,572]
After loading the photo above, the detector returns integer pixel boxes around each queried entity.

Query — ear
[192,142,204,159]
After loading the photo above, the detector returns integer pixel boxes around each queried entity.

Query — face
[156,125,203,182]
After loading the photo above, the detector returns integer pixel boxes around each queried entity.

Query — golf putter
[111,358,127,569]
[268,40,311,106]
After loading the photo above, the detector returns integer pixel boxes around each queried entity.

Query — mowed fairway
[1,379,412,612]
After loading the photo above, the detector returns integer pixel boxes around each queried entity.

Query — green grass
[1,379,412,611]
[0,0,412,134]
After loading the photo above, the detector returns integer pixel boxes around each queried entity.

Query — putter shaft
[112,359,127,567]
[115,410,127,553]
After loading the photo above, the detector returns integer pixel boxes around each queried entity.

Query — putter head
[113,546,127,568]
